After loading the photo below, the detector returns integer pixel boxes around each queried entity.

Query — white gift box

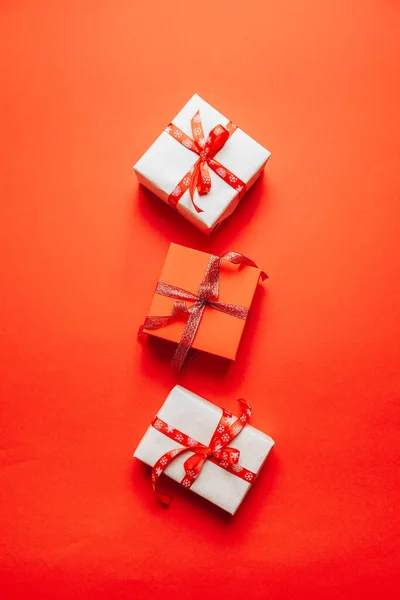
[133,94,271,235]
[133,385,275,515]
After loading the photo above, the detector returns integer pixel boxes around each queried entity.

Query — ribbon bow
[151,398,254,506]
[167,111,246,213]
[139,251,267,371]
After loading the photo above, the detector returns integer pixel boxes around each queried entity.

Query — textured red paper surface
[1,1,400,599]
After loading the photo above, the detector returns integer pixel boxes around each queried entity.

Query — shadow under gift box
[133,93,271,235]
[140,243,265,363]
[133,386,275,515]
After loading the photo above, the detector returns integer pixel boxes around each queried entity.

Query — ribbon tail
[138,314,176,333]
[220,251,268,280]
[237,398,252,417]
[223,398,252,440]
[189,160,204,213]
[156,490,172,507]
[171,343,191,371]
[152,445,191,507]
[197,160,211,196]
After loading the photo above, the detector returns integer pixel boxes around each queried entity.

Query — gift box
[133,93,271,234]
[133,385,275,514]
[139,243,267,370]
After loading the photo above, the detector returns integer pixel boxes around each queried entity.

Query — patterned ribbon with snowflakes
[151,398,256,506]
[166,110,246,213]
[139,251,267,371]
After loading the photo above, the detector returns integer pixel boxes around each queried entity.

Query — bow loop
[206,124,230,158]
[212,446,240,464]
[171,299,190,317]
[183,447,208,475]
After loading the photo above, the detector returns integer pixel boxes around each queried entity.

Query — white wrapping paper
[133,94,271,234]
[134,385,275,514]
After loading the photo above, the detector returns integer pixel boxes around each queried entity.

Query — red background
[1,1,400,598]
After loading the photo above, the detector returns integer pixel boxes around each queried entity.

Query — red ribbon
[139,251,267,371]
[151,398,255,506]
[166,111,246,213]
